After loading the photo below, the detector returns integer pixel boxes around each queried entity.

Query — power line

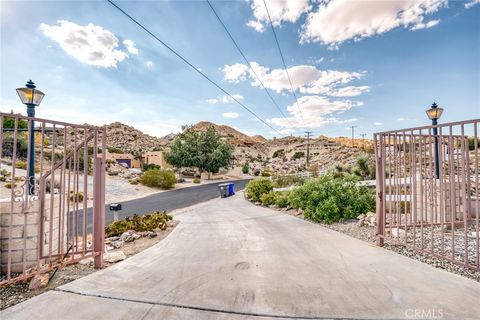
[107,0,282,135]
[262,0,304,124]
[206,0,293,127]
[360,133,367,148]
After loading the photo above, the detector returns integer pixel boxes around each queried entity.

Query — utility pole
[305,131,312,169]
[349,126,356,148]
[360,133,367,149]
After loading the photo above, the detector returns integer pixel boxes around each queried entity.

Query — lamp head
[16,80,45,106]
[425,102,443,121]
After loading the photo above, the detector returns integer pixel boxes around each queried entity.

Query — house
[142,151,171,168]
[105,151,141,168]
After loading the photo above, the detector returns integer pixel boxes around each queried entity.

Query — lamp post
[425,102,444,179]
[16,80,45,195]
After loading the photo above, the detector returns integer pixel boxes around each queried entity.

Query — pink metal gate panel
[0,112,106,286]
[375,119,479,271]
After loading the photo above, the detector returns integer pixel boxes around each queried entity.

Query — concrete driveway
[3,195,480,320]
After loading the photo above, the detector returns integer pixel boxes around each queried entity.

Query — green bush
[261,171,271,177]
[275,191,290,208]
[260,191,278,206]
[288,174,375,224]
[140,169,177,189]
[105,211,172,237]
[193,177,200,184]
[245,178,274,202]
[272,149,284,158]
[107,147,125,154]
[272,174,304,188]
[15,160,27,169]
[292,151,305,160]
[69,192,84,203]
[242,162,249,174]
[142,163,161,171]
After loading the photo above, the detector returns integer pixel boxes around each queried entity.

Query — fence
[374,119,479,271]
[0,112,106,286]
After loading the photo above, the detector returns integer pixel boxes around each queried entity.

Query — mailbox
[109,203,122,211]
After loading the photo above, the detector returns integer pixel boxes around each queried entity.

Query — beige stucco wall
[143,151,170,168]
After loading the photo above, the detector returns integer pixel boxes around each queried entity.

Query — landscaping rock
[79,257,94,265]
[104,251,126,263]
[29,273,49,290]
[111,240,124,248]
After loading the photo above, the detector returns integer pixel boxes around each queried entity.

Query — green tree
[2,116,28,129]
[165,125,233,173]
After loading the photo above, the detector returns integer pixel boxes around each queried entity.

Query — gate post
[375,134,385,247]
[93,156,105,269]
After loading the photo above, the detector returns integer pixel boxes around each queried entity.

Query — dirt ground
[0,220,179,310]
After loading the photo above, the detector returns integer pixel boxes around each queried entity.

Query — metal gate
[374,119,479,271]
[0,112,106,286]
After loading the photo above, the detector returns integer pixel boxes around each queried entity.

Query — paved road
[4,196,480,320]
[78,179,250,231]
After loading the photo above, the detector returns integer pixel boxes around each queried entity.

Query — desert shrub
[245,178,274,202]
[69,192,84,203]
[261,171,271,177]
[242,162,249,174]
[275,191,291,208]
[272,149,284,158]
[140,169,177,189]
[288,174,375,224]
[352,156,375,180]
[4,182,16,189]
[292,151,305,160]
[129,179,139,185]
[178,177,186,183]
[105,211,172,237]
[142,163,160,171]
[107,147,125,154]
[15,160,27,169]
[253,169,260,176]
[1,135,28,159]
[272,174,304,188]
[193,177,200,184]
[260,191,278,206]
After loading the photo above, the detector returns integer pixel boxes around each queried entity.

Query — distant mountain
[105,122,168,153]
[190,121,258,146]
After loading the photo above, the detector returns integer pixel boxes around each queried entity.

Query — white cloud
[397,117,405,121]
[223,61,369,97]
[301,0,446,47]
[123,39,138,55]
[374,122,384,126]
[270,95,363,128]
[40,20,133,68]
[206,94,244,104]
[222,112,239,119]
[146,61,154,68]
[246,20,266,32]
[247,0,310,32]
[278,128,295,135]
[411,19,440,31]
[222,63,249,83]
[465,0,480,8]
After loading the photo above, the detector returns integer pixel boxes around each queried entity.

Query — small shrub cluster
[15,160,27,170]
[242,162,249,174]
[261,171,271,177]
[292,151,305,160]
[272,174,304,188]
[107,147,125,154]
[193,177,201,184]
[272,149,284,158]
[245,178,273,202]
[105,211,172,237]
[142,163,161,172]
[140,169,177,189]
[246,174,375,224]
[69,191,84,203]
[0,169,11,182]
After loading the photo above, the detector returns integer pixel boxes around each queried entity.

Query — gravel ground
[277,206,480,282]
[0,221,179,310]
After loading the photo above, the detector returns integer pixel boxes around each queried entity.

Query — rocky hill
[104,121,373,175]
[105,122,168,153]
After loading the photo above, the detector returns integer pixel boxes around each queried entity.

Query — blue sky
[1,0,479,138]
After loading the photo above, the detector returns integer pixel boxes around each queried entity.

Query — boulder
[104,251,126,263]
[29,273,50,290]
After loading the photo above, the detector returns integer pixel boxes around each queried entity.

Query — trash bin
[228,183,235,196]
[218,183,229,198]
